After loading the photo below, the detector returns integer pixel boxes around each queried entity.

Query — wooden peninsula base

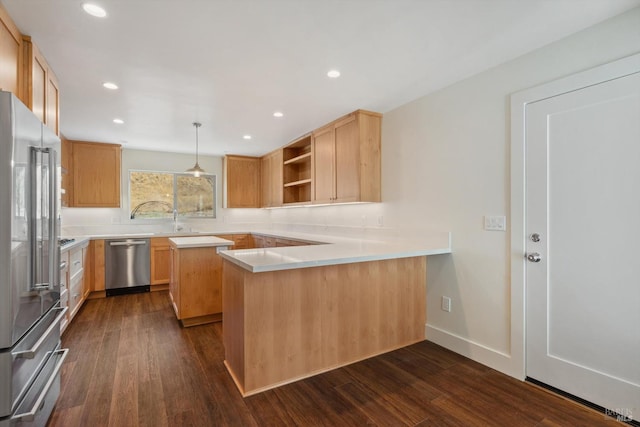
[222,256,427,396]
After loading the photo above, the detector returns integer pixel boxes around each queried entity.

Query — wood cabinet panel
[224,155,261,208]
[223,256,427,396]
[46,70,59,135]
[91,239,106,292]
[71,141,121,207]
[150,237,170,286]
[261,149,283,208]
[312,125,335,203]
[0,4,21,95]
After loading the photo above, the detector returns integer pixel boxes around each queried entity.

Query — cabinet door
[45,71,59,135]
[224,155,261,208]
[260,154,272,207]
[72,141,121,207]
[92,240,105,292]
[30,51,47,123]
[0,6,21,94]
[271,150,283,206]
[334,115,360,202]
[150,238,170,285]
[313,125,335,203]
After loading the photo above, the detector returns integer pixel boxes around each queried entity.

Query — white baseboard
[426,324,524,380]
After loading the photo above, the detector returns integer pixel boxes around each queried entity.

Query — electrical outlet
[377,216,384,227]
[441,296,452,312]
[484,215,506,231]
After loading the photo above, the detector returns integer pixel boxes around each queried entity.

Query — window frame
[128,169,217,220]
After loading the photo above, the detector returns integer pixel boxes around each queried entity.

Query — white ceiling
[2,0,639,157]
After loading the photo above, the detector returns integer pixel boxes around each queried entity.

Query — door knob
[527,252,542,263]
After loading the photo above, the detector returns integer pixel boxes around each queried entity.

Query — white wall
[270,7,640,377]
[61,7,640,378]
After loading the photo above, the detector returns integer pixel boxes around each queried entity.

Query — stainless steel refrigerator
[0,91,68,426]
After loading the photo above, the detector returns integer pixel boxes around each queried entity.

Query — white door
[525,71,640,418]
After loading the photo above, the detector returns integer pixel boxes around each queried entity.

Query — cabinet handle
[73,261,81,266]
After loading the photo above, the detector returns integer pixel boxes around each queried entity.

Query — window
[129,170,216,219]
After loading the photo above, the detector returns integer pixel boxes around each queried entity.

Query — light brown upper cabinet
[312,110,381,204]
[260,149,283,208]
[20,36,60,135]
[69,140,122,207]
[0,5,21,95]
[224,155,261,208]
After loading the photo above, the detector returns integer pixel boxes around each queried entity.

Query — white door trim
[509,52,640,380]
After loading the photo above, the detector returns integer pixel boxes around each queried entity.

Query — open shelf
[282,134,312,204]
[284,178,311,187]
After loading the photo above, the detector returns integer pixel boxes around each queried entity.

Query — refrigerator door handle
[13,306,67,359]
[28,146,59,292]
[28,146,38,292]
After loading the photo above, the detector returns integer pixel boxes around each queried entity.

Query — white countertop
[218,230,451,273]
[169,236,235,249]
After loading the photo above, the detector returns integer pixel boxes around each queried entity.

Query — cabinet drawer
[69,248,83,277]
[232,234,252,249]
[59,253,69,292]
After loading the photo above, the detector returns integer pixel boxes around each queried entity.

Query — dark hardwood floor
[49,291,622,427]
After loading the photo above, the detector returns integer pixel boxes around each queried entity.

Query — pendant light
[186,122,205,177]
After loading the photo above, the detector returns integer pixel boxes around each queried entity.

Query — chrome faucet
[173,209,179,232]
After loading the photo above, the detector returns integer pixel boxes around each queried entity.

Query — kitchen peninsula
[219,231,451,396]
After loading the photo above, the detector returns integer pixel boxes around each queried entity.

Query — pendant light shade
[186,122,205,177]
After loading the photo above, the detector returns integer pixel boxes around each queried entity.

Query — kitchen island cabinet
[169,236,233,327]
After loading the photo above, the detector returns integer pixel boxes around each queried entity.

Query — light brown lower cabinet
[169,243,224,327]
[222,256,427,396]
[215,234,253,249]
[150,237,170,288]
[87,239,105,296]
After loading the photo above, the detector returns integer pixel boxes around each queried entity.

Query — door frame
[509,52,640,380]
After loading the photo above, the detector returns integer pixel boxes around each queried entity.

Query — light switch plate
[484,215,506,231]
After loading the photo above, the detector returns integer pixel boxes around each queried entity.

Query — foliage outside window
[129,171,216,219]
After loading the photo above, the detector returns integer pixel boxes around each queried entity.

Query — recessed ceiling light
[103,82,118,90]
[273,111,284,118]
[243,135,252,140]
[113,118,124,124]
[327,69,341,78]
[82,3,107,18]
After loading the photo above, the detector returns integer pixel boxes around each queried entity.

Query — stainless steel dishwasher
[105,238,151,296]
